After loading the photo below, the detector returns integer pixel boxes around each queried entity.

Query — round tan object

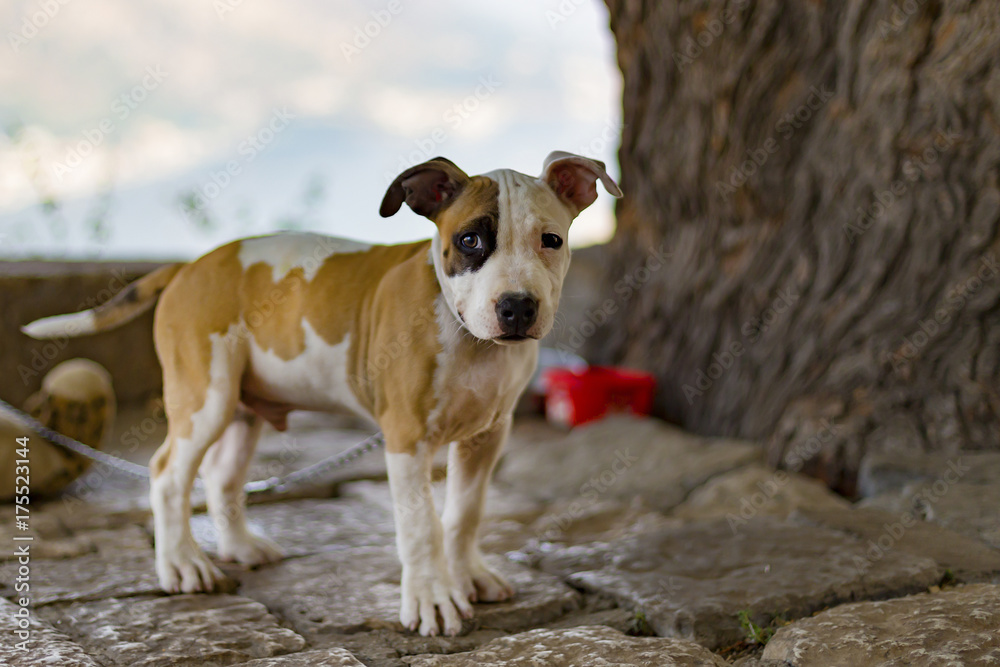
[1,359,116,501]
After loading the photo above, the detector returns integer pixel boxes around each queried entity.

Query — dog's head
[381,151,622,344]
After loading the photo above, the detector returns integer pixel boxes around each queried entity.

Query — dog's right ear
[380,157,470,220]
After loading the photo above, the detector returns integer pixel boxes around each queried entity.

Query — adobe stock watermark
[213,0,242,19]
[715,84,834,199]
[553,243,672,360]
[7,0,73,53]
[853,457,969,574]
[575,120,622,160]
[382,75,502,184]
[682,285,799,404]
[534,447,639,541]
[876,0,930,40]
[844,128,960,243]
[339,0,403,62]
[889,252,999,375]
[545,0,589,30]
[725,417,841,533]
[181,107,295,220]
[672,0,752,71]
[119,399,166,453]
[50,65,169,181]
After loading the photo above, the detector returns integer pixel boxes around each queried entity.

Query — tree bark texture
[597,0,1000,494]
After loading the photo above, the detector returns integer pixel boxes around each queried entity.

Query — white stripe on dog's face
[432,169,573,343]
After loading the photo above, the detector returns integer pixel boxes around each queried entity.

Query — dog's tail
[21,263,185,340]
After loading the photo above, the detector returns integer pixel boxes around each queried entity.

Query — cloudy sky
[0,0,621,260]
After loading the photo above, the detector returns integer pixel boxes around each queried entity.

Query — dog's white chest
[425,313,539,445]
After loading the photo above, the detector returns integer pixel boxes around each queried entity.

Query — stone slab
[498,415,761,510]
[794,506,1000,581]
[857,450,1000,497]
[0,550,161,606]
[343,479,674,555]
[861,479,1000,550]
[239,647,366,666]
[237,546,580,642]
[670,464,850,521]
[523,497,679,554]
[535,517,944,649]
[36,594,306,667]
[236,545,403,638]
[762,583,1000,666]
[403,625,729,666]
[332,629,507,667]
[0,598,99,667]
[189,496,396,559]
[29,525,152,561]
[0,508,79,561]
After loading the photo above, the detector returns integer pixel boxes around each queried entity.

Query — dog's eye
[459,233,482,251]
[541,233,563,249]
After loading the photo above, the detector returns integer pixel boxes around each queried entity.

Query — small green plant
[940,569,956,586]
[626,610,656,636]
[737,609,783,646]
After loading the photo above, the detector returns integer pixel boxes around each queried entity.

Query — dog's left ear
[380,157,470,220]
[541,151,623,218]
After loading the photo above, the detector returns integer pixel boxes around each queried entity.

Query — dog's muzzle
[495,292,538,341]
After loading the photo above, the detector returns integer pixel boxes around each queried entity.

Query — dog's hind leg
[150,327,245,594]
[200,406,283,565]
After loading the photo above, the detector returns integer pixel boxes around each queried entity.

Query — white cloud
[1,0,622,255]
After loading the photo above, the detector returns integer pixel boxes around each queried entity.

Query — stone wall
[0,261,168,408]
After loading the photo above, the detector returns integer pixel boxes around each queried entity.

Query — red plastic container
[542,366,656,428]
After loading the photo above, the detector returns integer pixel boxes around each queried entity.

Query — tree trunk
[597,0,1000,495]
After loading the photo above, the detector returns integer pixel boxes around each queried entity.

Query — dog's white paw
[156,540,229,594]
[218,533,284,566]
[400,561,474,636]
[450,552,515,603]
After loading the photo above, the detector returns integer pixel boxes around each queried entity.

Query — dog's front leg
[386,439,473,636]
[441,416,515,603]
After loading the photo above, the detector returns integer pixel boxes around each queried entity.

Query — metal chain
[0,397,384,495]
[242,431,384,495]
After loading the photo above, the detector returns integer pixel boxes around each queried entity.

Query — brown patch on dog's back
[240,264,308,360]
[304,241,433,349]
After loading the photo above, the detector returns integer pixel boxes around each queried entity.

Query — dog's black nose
[496,293,538,337]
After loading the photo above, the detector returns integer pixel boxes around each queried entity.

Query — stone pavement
[2,411,999,666]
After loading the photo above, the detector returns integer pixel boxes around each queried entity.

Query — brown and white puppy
[22,151,621,636]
